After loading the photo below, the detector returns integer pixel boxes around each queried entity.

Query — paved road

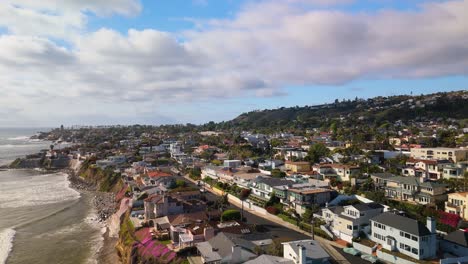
[182,175,352,264]
[183,177,310,241]
[332,246,369,264]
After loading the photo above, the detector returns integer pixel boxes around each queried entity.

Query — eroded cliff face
[115,212,137,264]
[79,165,124,192]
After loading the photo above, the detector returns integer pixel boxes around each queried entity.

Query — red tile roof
[148,171,172,178]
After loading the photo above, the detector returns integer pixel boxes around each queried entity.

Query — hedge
[221,209,241,222]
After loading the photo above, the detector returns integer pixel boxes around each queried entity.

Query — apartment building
[370,213,437,260]
[410,147,468,162]
[371,173,447,205]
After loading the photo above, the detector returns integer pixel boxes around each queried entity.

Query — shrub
[221,209,241,222]
[266,206,280,215]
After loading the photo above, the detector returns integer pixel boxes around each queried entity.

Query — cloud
[0,0,467,126]
[0,0,141,38]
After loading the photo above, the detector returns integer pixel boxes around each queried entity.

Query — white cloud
[0,0,141,39]
[0,0,467,126]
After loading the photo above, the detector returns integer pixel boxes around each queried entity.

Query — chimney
[427,217,436,234]
[298,244,306,264]
[231,245,242,264]
[204,226,214,241]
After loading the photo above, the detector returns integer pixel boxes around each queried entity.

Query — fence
[376,250,416,264]
[352,242,373,255]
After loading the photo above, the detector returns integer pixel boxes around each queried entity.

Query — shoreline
[65,168,121,264]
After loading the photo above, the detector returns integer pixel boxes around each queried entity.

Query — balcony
[445,202,462,213]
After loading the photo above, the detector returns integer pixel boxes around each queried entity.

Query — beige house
[445,192,468,221]
[285,161,311,173]
[313,163,360,182]
[318,202,384,242]
[410,148,468,162]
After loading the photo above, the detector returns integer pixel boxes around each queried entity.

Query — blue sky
[0,0,466,127]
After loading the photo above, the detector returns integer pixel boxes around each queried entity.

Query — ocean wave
[0,172,81,209]
[7,136,30,141]
[85,210,106,264]
[0,228,16,264]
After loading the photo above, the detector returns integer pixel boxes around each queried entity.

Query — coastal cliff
[115,212,137,264]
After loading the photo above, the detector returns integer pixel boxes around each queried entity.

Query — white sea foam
[0,172,81,209]
[84,208,106,264]
[0,228,15,264]
[7,136,30,141]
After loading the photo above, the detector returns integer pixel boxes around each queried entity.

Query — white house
[370,213,437,260]
[318,202,384,242]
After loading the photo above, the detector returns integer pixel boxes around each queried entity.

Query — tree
[271,169,286,178]
[306,143,330,163]
[189,167,202,180]
[239,188,251,221]
[464,171,468,191]
[175,179,186,188]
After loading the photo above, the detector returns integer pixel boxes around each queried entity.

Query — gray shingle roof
[259,177,294,187]
[371,212,432,236]
[244,255,294,264]
[444,230,468,247]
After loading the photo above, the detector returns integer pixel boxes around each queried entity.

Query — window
[347,225,353,230]
[420,249,424,256]
[404,233,411,239]
[412,248,418,255]
[411,236,418,242]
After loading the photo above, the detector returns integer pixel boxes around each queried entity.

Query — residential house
[371,173,447,205]
[440,230,468,257]
[224,160,242,168]
[285,150,308,161]
[282,239,330,264]
[318,202,384,242]
[201,166,267,183]
[244,255,293,264]
[287,187,333,215]
[445,192,468,221]
[285,161,311,173]
[404,158,451,180]
[370,213,437,260]
[251,177,295,202]
[258,159,284,170]
[195,232,260,264]
[410,147,468,162]
[442,162,468,180]
[313,164,360,182]
[169,212,215,248]
[144,193,206,220]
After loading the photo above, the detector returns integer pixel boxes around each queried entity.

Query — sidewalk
[183,175,351,264]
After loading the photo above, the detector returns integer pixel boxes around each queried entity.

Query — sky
[0,0,467,127]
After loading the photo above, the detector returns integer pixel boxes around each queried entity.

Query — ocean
[0,128,104,264]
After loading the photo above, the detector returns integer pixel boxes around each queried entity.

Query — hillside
[222,91,468,131]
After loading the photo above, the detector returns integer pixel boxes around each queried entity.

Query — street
[182,177,310,241]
